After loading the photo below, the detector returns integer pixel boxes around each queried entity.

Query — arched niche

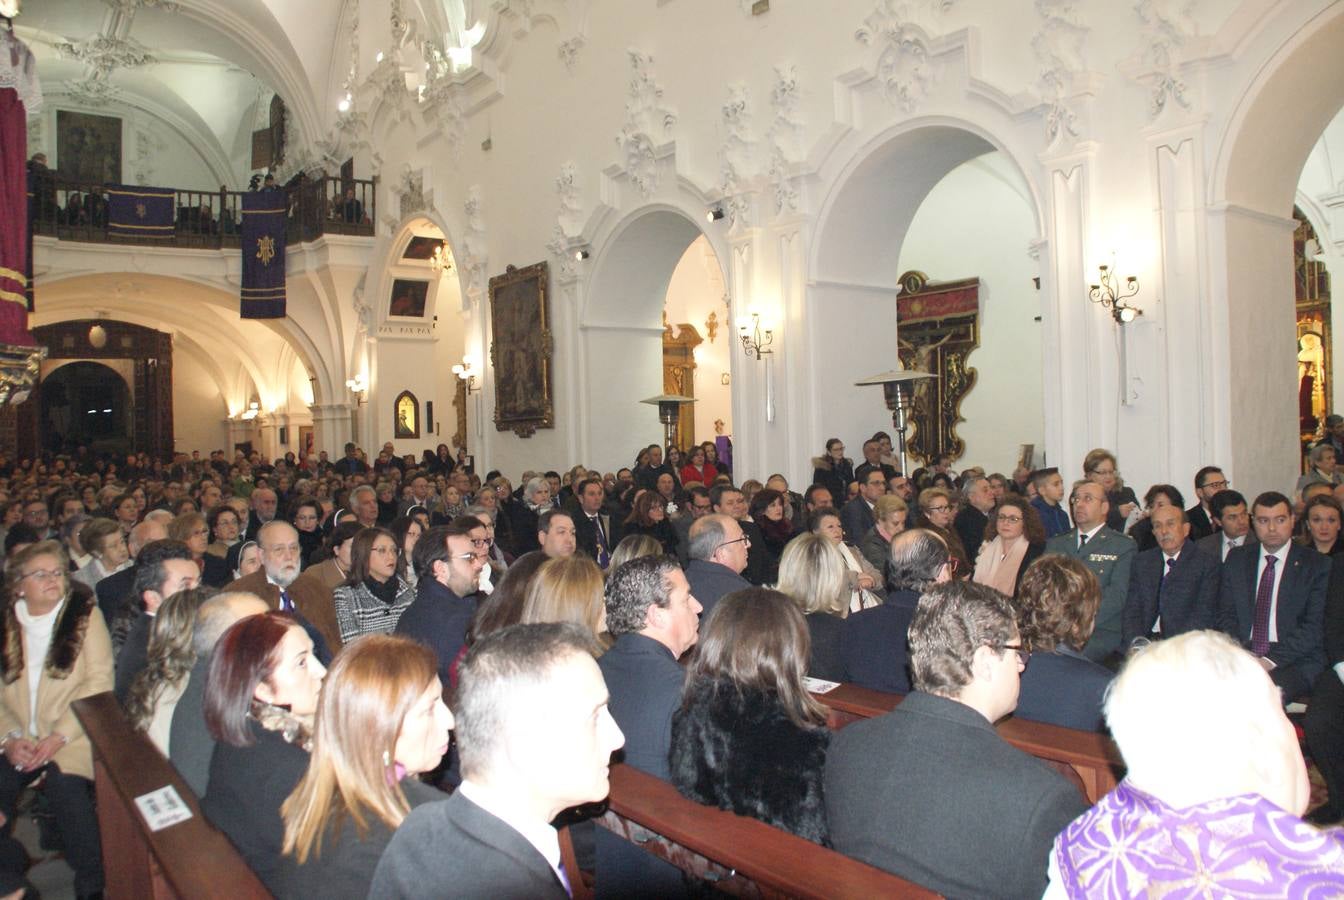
[39,361,134,456]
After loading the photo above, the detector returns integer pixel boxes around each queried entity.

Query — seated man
[394,524,485,687]
[1048,631,1344,896]
[370,623,625,899]
[825,581,1086,898]
[683,514,752,620]
[1121,504,1219,647]
[1195,488,1250,562]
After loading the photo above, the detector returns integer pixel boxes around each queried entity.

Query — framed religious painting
[394,390,420,439]
[389,279,429,318]
[489,261,554,438]
[56,111,122,184]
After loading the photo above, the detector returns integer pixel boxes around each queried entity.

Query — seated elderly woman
[859,494,907,575]
[670,588,830,844]
[971,495,1046,597]
[202,612,327,894]
[776,533,852,682]
[277,635,452,900]
[1013,554,1113,732]
[71,516,130,590]
[125,586,213,754]
[808,510,882,611]
[1297,441,1344,494]
[1047,631,1343,896]
[0,541,113,898]
[914,487,971,577]
[332,527,417,642]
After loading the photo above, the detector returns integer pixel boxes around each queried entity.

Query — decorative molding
[61,77,120,107]
[365,55,413,127]
[718,82,758,228]
[462,186,488,299]
[767,63,804,215]
[854,1,952,112]
[54,35,156,75]
[558,35,586,71]
[131,123,168,185]
[352,274,372,337]
[546,162,584,281]
[614,50,677,198]
[1133,0,1197,119]
[101,0,180,10]
[396,164,431,219]
[1031,0,1087,143]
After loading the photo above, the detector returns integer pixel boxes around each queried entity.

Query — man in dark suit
[842,528,951,694]
[683,514,751,620]
[1196,489,1250,562]
[840,469,885,543]
[395,524,484,687]
[114,540,198,703]
[225,521,335,663]
[953,475,996,563]
[596,555,701,897]
[1303,551,1344,825]
[1217,491,1329,701]
[633,444,677,491]
[1045,481,1136,664]
[1186,466,1228,541]
[370,623,623,899]
[853,439,896,486]
[671,485,713,566]
[1122,505,1220,646]
[826,581,1087,898]
[572,477,619,569]
[243,487,278,541]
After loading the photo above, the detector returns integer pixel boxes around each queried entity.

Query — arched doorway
[40,362,133,455]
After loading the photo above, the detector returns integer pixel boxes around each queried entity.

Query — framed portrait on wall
[394,390,420,439]
[56,111,122,184]
[389,279,429,318]
[489,261,553,438]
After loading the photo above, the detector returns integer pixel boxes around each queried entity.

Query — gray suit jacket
[1121,539,1219,645]
[370,790,568,900]
[825,692,1086,898]
[1046,526,1136,662]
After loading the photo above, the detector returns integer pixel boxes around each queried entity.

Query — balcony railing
[28,174,377,249]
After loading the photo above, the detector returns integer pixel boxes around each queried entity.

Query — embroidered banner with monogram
[240,191,287,319]
[106,185,175,240]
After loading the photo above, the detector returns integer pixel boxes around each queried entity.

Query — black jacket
[394,578,476,687]
[841,588,919,694]
[670,679,830,845]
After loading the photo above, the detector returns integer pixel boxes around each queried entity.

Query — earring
[382,750,391,768]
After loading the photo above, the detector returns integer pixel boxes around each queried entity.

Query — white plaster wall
[173,348,229,453]
[896,154,1043,476]
[661,236,733,446]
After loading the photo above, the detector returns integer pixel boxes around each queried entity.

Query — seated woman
[670,588,830,844]
[679,444,717,488]
[124,586,212,754]
[914,486,970,576]
[304,521,363,592]
[207,504,242,559]
[750,489,793,584]
[519,555,607,642]
[776,533,850,682]
[1013,555,1113,732]
[71,517,130,590]
[1298,493,1344,556]
[859,494,908,574]
[229,539,263,581]
[1047,631,1342,897]
[388,515,422,591]
[809,510,882,611]
[202,612,326,894]
[621,490,678,556]
[289,497,325,569]
[332,527,416,643]
[170,511,232,587]
[1297,441,1344,494]
[607,533,662,573]
[277,636,451,900]
[972,495,1046,597]
[0,541,112,899]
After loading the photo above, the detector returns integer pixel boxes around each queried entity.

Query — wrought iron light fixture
[1089,265,1142,324]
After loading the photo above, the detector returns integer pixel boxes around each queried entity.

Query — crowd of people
[0,429,1339,897]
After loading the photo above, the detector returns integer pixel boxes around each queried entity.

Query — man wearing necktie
[573,478,618,569]
[1195,489,1251,562]
[1045,481,1135,664]
[1122,504,1219,647]
[1217,491,1329,702]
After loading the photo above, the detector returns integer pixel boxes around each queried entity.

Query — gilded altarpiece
[662,318,702,451]
[894,271,980,465]
[1294,208,1331,451]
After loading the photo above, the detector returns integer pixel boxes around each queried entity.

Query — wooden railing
[72,692,271,899]
[815,682,1124,804]
[28,172,376,249]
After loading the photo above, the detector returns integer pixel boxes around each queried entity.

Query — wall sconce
[345,373,368,406]
[706,207,725,223]
[736,312,774,360]
[452,356,480,393]
[430,241,453,274]
[573,248,590,261]
[240,399,261,421]
[1088,264,1143,324]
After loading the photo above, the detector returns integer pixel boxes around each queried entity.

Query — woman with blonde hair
[1083,447,1139,532]
[520,555,607,641]
[859,494,908,574]
[670,588,830,843]
[776,532,850,681]
[277,635,451,900]
[124,586,213,754]
[607,533,662,573]
[169,511,231,587]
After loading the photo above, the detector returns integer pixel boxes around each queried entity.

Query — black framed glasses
[716,536,751,551]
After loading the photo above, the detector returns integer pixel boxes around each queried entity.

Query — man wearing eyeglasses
[1186,466,1228,541]
[226,521,335,662]
[826,581,1086,898]
[683,514,752,620]
[396,524,486,689]
[1045,481,1136,666]
[841,470,887,544]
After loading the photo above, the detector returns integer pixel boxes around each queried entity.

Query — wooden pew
[73,692,271,899]
[576,762,939,899]
[814,682,1124,804]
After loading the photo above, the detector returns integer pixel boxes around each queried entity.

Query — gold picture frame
[489,261,554,438]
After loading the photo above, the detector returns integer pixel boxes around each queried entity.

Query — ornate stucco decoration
[1032,0,1087,143]
[615,50,677,198]
[101,0,180,10]
[719,82,758,229]
[545,162,584,282]
[461,186,488,299]
[768,63,804,215]
[854,1,953,112]
[1133,0,1197,118]
[61,77,119,106]
[396,164,430,220]
[54,35,156,75]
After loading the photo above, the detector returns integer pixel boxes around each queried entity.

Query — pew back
[73,692,271,899]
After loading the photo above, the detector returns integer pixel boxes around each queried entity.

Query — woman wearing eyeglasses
[169,511,232,587]
[0,541,113,898]
[332,528,417,643]
[914,487,971,578]
[972,496,1046,597]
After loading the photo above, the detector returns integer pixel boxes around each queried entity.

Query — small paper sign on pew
[134,785,193,831]
[802,676,840,694]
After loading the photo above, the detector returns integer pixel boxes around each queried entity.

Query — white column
[309,402,353,457]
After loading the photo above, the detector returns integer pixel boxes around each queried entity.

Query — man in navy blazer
[1122,505,1219,646]
[1045,481,1136,664]
[840,470,885,543]
[1217,490,1329,701]
[841,529,952,694]
[394,524,484,687]
[682,514,752,620]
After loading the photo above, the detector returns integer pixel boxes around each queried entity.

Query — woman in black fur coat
[669,588,831,845]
